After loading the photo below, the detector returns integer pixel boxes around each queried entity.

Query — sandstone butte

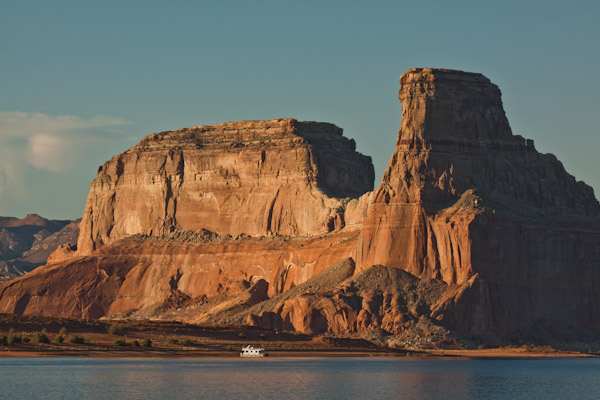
[1,68,599,347]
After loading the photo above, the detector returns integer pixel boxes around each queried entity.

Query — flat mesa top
[401,68,491,85]
[130,118,359,153]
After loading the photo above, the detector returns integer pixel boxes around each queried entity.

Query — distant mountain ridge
[0,214,79,281]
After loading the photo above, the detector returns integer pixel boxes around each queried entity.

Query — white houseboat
[240,345,268,357]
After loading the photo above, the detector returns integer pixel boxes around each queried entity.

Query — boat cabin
[240,345,268,357]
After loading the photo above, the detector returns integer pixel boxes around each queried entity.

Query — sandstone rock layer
[1,69,600,346]
[355,68,600,339]
[77,119,374,254]
[0,231,358,319]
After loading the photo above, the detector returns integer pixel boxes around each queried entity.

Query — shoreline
[2,347,596,359]
[1,314,597,360]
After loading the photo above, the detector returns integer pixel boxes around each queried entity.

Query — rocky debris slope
[77,118,374,254]
[0,215,79,281]
[244,261,447,337]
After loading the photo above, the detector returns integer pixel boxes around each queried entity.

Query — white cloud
[0,111,131,195]
[28,134,69,172]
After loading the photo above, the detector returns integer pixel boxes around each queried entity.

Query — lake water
[1,357,599,399]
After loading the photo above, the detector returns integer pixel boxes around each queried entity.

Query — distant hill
[0,214,79,281]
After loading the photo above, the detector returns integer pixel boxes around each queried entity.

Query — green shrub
[34,332,50,344]
[22,337,30,343]
[477,344,486,350]
[107,323,126,335]
[182,338,196,346]
[0,335,7,346]
[7,334,22,346]
[237,332,246,339]
[55,335,64,343]
[141,338,152,347]
[68,335,86,344]
[59,327,68,336]
[133,340,140,347]
[114,339,128,347]
[167,338,179,344]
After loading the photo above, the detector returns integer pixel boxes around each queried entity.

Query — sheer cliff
[355,68,600,339]
[77,118,374,254]
[1,69,599,346]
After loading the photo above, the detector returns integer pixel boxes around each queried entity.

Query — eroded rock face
[358,68,599,280]
[77,119,374,254]
[246,263,447,336]
[0,231,358,319]
[356,68,600,339]
[1,69,599,346]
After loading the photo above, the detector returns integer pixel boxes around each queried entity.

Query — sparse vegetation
[107,323,126,335]
[7,334,22,346]
[68,335,86,344]
[0,314,574,358]
[59,327,68,336]
[477,345,486,350]
[113,339,128,347]
[33,331,50,344]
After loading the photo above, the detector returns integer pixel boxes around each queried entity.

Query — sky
[1,0,598,220]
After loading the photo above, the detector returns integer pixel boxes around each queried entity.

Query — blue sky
[1,0,598,219]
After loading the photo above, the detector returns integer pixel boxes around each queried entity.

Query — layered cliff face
[1,69,599,346]
[78,118,374,254]
[357,68,599,281]
[0,230,358,319]
[355,68,600,339]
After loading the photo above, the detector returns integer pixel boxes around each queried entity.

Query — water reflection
[1,357,599,400]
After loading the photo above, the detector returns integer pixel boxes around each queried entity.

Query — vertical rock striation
[357,68,600,338]
[77,119,374,254]
[1,69,599,345]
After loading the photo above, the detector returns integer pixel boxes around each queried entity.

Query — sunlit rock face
[77,118,374,254]
[356,68,600,338]
[2,69,600,346]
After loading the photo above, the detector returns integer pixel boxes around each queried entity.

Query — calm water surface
[1,357,599,399]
